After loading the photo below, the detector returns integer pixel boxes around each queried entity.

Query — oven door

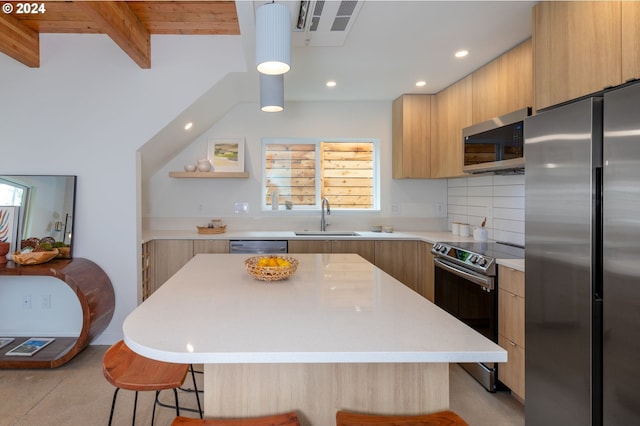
[434,257,499,392]
[434,258,496,341]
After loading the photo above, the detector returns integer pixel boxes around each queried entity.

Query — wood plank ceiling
[0,1,240,68]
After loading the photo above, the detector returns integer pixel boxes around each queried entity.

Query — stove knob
[478,257,487,267]
[470,255,478,263]
[434,243,441,251]
[439,246,447,253]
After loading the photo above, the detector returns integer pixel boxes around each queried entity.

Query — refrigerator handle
[594,166,603,301]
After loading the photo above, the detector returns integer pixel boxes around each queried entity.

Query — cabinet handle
[509,340,516,346]
[512,293,517,297]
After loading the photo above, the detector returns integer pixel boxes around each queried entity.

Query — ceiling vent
[293,0,363,46]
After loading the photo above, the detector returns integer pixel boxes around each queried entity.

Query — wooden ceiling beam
[0,11,39,67]
[78,1,151,69]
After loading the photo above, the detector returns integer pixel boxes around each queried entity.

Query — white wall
[145,102,449,232]
[0,33,245,344]
[447,174,525,246]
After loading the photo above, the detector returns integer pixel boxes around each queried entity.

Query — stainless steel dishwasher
[229,240,288,254]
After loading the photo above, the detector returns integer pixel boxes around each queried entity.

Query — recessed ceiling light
[415,81,427,87]
[184,122,193,130]
[455,50,469,58]
[326,80,337,88]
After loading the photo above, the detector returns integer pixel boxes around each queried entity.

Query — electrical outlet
[436,203,445,216]
[22,295,31,309]
[391,203,400,214]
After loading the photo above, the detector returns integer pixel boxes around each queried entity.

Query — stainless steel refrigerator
[524,81,640,426]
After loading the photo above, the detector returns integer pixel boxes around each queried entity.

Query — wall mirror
[0,175,76,257]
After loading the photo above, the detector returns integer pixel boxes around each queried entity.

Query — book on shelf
[0,338,15,350]
[5,338,55,356]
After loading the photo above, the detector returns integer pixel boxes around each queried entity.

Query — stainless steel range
[431,241,524,392]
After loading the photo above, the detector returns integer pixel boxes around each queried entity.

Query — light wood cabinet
[622,1,640,82]
[330,240,375,264]
[288,240,332,254]
[431,76,472,178]
[418,242,434,302]
[193,239,230,254]
[153,239,194,292]
[473,39,532,123]
[374,240,419,293]
[533,1,622,111]
[392,94,432,179]
[288,240,375,264]
[498,265,525,401]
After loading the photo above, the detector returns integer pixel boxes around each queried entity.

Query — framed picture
[208,138,245,172]
[0,206,19,256]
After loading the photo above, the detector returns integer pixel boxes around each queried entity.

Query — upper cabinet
[431,76,472,178]
[533,1,625,111]
[392,94,432,179]
[473,39,533,123]
[622,1,640,82]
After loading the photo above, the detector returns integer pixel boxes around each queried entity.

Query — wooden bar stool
[171,411,301,425]
[335,410,469,426]
[103,340,202,425]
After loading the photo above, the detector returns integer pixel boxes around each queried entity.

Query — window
[262,138,379,211]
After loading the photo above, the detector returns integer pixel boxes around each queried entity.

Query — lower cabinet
[145,239,229,299]
[194,239,230,254]
[419,242,435,302]
[498,265,525,401]
[374,240,419,293]
[146,238,430,302]
[288,240,375,264]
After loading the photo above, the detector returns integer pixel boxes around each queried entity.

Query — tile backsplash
[447,174,524,246]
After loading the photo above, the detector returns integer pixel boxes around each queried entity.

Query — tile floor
[0,345,524,426]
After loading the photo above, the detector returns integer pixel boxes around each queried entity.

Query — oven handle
[434,258,495,291]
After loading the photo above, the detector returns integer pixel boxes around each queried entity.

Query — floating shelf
[169,171,249,178]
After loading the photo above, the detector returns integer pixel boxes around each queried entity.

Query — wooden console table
[0,258,115,368]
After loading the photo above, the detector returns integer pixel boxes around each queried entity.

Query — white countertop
[142,229,524,271]
[123,253,507,364]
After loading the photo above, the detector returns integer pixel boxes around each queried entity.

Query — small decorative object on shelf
[197,158,213,172]
[245,255,298,282]
[12,249,59,265]
[184,164,196,172]
[12,236,65,264]
[196,219,227,234]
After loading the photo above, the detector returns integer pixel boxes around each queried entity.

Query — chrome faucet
[321,197,330,231]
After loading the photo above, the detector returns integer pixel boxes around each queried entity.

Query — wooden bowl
[12,249,59,265]
[244,256,298,282]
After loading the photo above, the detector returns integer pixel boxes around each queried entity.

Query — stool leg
[132,391,138,426]
[108,387,120,426]
[190,365,203,418]
[152,390,159,425]
[173,388,180,416]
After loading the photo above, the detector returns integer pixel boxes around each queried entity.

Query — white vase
[197,159,212,172]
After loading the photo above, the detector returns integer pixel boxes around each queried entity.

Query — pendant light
[255,2,291,75]
[260,73,284,112]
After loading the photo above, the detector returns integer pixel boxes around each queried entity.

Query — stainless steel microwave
[462,107,531,173]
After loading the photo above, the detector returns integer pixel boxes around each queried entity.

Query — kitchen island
[124,253,506,425]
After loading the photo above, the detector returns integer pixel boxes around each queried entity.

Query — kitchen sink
[294,231,361,236]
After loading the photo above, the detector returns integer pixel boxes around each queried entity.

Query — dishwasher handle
[229,240,288,254]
